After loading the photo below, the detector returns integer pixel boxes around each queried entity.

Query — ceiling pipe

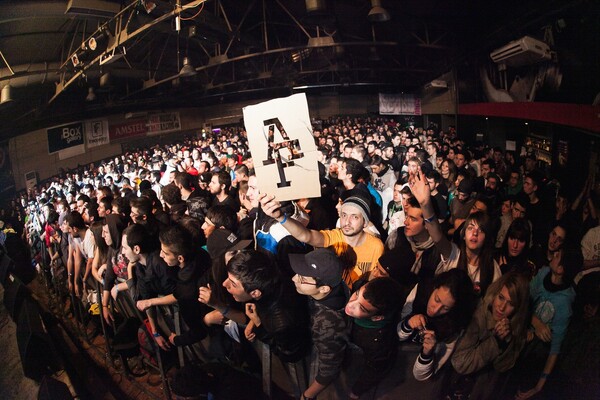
[0,62,149,89]
[0,62,61,88]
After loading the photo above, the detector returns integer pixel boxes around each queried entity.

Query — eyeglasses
[297,275,318,286]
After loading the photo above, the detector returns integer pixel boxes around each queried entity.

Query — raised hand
[410,167,431,206]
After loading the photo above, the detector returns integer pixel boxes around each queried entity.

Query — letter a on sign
[244,93,320,201]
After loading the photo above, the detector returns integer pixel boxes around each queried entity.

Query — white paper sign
[243,93,320,201]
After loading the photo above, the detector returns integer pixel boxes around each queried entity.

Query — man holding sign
[260,191,384,287]
[243,93,321,201]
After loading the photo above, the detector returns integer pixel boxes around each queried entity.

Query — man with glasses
[289,248,350,400]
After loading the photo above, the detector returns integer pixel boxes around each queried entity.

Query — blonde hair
[484,271,530,345]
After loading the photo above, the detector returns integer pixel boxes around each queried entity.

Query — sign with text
[379,93,422,115]
[243,93,320,201]
[146,112,181,136]
[109,119,147,141]
[47,121,85,154]
[85,120,110,148]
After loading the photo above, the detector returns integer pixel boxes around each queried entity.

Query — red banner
[109,120,147,141]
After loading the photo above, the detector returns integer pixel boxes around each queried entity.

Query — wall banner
[379,93,422,115]
[109,119,147,141]
[146,112,181,136]
[47,121,85,153]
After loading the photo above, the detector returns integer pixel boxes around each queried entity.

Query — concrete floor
[0,284,42,400]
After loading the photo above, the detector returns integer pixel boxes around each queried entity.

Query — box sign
[47,122,85,153]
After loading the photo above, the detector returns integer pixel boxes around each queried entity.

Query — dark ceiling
[0,0,596,140]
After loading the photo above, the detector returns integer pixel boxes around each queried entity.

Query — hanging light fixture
[179,57,196,77]
[86,87,96,102]
[368,0,390,22]
[1,85,13,104]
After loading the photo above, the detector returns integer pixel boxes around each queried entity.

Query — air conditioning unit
[424,80,448,91]
[490,36,551,67]
[66,0,121,18]
[25,171,38,191]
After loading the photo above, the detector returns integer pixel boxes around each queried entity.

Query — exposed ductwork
[0,63,62,89]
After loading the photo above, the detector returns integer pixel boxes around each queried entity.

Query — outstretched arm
[259,193,325,247]
[411,167,453,259]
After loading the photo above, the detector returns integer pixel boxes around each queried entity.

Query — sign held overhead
[243,93,320,201]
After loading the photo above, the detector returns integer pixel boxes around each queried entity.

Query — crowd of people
[1,116,599,399]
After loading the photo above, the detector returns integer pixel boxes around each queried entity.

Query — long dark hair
[498,218,532,276]
[458,211,496,296]
[90,221,108,267]
[413,269,476,341]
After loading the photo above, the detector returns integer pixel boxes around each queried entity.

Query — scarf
[406,235,435,275]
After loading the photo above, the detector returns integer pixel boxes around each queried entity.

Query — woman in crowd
[90,221,108,284]
[396,269,476,395]
[450,271,530,399]
[98,214,128,324]
[440,158,457,193]
[496,218,536,279]
[457,211,502,296]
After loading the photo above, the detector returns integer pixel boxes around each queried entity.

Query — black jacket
[253,279,311,363]
[172,250,212,346]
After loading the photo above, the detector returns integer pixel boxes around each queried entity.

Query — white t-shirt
[81,229,97,261]
[467,260,501,294]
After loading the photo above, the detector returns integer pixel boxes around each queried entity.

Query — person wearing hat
[260,191,384,287]
[289,248,350,400]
